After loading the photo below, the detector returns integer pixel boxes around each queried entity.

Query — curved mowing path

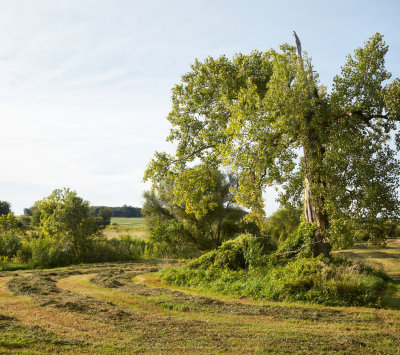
[1,261,399,353]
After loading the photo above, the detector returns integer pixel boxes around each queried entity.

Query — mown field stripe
[0,277,137,346]
[57,272,400,354]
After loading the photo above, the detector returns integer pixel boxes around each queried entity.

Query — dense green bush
[0,214,24,258]
[187,234,273,271]
[275,221,316,258]
[263,208,302,245]
[9,232,196,269]
[30,237,73,268]
[87,236,150,263]
[161,234,391,307]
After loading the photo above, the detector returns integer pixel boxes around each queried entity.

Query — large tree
[145,33,400,256]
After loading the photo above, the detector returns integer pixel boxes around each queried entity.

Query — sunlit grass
[110,217,146,227]
[335,238,400,309]
[1,239,399,353]
[335,238,400,279]
[104,218,148,240]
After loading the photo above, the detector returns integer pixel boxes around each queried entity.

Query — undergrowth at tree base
[160,234,392,307]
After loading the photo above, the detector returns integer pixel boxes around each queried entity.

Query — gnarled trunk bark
[294,31,331,257]
[304,174,330,257]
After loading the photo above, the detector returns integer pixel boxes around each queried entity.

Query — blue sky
[0,0,399,215]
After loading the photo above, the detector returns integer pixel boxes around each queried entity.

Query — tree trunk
[294,31,331,257]
[304,174,331,257]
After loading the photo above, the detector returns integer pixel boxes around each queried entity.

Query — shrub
[275,221,315,258]
[187,234,272,271]
[16,240,32,263]
[1,232,22,258]
[30,237,73,268]
[161,234,391,307]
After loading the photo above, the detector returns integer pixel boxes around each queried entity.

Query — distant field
[105,218,148,240]
[110,217,146,227]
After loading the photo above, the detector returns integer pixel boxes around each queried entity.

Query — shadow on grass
[338,250,399,260]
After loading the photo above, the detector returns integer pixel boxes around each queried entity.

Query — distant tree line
[89,205,142,218]
[24,204,142,220]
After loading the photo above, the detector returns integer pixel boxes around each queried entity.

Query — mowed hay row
[1,261,399,353]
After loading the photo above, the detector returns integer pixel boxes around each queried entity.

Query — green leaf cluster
[145,33,400,250]
[34,188,104,262]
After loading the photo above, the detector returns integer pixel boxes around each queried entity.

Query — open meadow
[0,239,399,354]
[103,217,148,240]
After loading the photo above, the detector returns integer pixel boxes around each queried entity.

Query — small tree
[35,188,104,262]
[0,213,24,258]
[23,208,33,216]
[98,207,112,227]
[143,167,259,249]
[264,208,302,245]
[0,201,11,216]
[145,33,400,256]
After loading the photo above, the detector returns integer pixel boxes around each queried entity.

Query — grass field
[335,238,400,309]
[110,217,146,227]
[104,217,148,240]
[335,238,400,280]
[0,240,399,353]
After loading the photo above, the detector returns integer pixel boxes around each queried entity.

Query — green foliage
[0,214,23,239]
[353,220,400,242]
[97,207,112,227]
[0,214,24,258]
[23,208,32,216]
[86,236,149,263]
[29,206,42,227]
[0,191,198,269]
[30,237,73,268]
[0,201,11,216]
[264,208,301,244]
[275,221,316,258]
[0,260,31,271]
[90,205,142,218]
[34,188,104,263]
[161,234,391,307]
[18,216,32,229]
[145,33,400,252]
[143,167,259,250]
[187,234,273,271]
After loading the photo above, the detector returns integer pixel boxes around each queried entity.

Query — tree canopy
[143,167,259,250]
[0,201,12,216]
[34,188,104,261]
[145,33,400,256]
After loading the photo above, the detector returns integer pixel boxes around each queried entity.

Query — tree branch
[172,144,216,163]
[275,240,321,257]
